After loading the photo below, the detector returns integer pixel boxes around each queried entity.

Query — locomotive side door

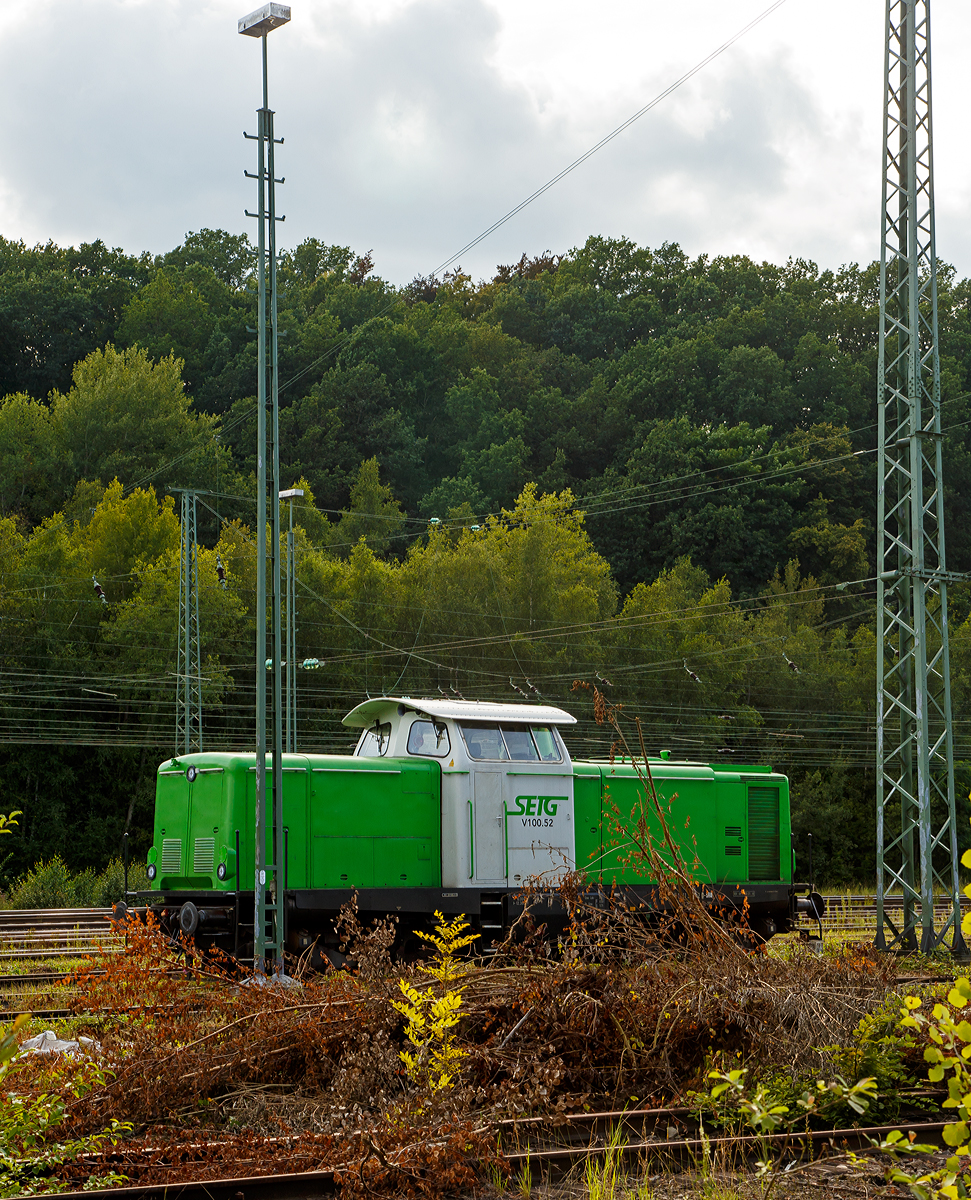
[504,770,575,885]
[471,770,506,883]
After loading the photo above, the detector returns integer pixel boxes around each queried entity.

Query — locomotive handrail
[505,771,574,777]
[309,767,402,774]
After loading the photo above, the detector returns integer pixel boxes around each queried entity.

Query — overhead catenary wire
[427,0,790,277]
[0,560,881,672]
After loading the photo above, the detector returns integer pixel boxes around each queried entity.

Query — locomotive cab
[343,696,578,891]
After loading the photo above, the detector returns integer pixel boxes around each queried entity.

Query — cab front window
[357,722,392,756]
[531,726,562,762]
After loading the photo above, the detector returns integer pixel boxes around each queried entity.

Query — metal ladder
[479,892,505,954]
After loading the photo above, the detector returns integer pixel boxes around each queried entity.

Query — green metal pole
[252,39,269,972]
[240,1,291,975]
[266,34,285,966]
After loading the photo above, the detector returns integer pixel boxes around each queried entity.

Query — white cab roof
[342,695,577,729]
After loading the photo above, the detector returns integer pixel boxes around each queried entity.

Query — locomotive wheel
[393,931,429,964]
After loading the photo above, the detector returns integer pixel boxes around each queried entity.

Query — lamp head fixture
[238,3,291,36]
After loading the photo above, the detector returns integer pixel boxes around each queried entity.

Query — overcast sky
[0,0,969,286]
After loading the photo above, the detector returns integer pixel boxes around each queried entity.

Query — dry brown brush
[9,899,895,1195]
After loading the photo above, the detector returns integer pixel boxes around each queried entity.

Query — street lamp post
[239,1,290,974]
[279,487,304,753]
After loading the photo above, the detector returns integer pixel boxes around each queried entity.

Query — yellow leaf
[942,1122,969,1147]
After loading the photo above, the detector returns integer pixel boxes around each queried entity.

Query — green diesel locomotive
[143,696,818,959]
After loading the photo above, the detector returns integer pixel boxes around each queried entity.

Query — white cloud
[0,0,967,283]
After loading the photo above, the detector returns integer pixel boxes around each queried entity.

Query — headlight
[216,863,227,881]
[147,864,157,881]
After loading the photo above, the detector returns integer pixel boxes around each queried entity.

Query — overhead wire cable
[426,0,790,276]
[296,578,876,673]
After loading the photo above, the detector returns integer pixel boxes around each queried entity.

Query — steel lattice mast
[240,2,290,973]
[175,489,202,755]
[875,0,965,954]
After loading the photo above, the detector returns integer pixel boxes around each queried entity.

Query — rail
[818,892,971,934]
[40,1111,951,1200]
[0,908,124,974]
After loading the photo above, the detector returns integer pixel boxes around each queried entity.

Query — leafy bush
[92,858,149,908]
[6,856,95,908]
[391,911,476,1092]
[0,1013,131,1195]
[4,855,148,909]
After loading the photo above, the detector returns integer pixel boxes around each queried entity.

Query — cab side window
[407,720,451,758]
[459,724,509,760]
[530,726,562,762]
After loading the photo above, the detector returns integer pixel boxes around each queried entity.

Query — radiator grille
[193,838,215,874]
[748,786,781,880]
[160,838,182,874]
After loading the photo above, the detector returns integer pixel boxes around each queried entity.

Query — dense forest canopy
[2,228,971,886]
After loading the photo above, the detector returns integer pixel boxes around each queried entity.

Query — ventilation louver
[161,839,182,874]
[748,786,781,880]
[193,838,215,874]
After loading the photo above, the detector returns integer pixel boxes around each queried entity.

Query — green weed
[584,1124,624,1200]
[391,911,477,1092]
[4,855,148,909]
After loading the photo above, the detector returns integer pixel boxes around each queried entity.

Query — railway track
[42,1111,952,1200]
[0,968,109,1019]
[817,893,971,936]
[0,895,961,942]
[499,1104,948,1162]
[0,909,125,1017]
[0,908,124,956]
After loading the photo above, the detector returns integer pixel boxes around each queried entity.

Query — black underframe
[144,881,801,940]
